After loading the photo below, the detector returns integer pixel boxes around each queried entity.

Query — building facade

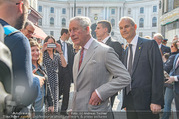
[159,0,179,44]
[38,0,159,43]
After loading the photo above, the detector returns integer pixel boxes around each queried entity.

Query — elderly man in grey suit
[69,16,131,117]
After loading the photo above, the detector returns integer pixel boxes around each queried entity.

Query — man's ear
[86,26,90,32]
[17,1,24,14]
[104,27,108,33]
[134,24,137,30]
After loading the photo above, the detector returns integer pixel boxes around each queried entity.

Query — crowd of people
[0,0,179,119]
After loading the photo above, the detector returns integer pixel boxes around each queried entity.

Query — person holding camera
[41,35,67,112]
[30,39,54,114]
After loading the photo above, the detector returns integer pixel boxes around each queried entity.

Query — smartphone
[34,68,45,77]
[47,43,56,48]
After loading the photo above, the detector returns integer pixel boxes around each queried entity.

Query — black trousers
[60,77,71,112]
[125,93,159,119]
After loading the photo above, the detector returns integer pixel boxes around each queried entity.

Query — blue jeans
[162,87,174,119]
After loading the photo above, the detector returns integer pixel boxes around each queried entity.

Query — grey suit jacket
[72,38,131,111]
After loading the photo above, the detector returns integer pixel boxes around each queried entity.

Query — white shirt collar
[102,36,110,44]
[83,37,94,50]
[60,39,65,44]
[159,44,162,49]
[128,35,138,46]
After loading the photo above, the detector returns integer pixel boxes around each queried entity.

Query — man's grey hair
[154,33,164,40]
[119,16,136,26]
[70,16,91,31]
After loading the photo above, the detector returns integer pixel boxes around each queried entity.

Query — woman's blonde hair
[29,39,43,64]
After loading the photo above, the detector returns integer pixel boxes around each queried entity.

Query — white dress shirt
[102,36,110,44]
[127,35,138,69]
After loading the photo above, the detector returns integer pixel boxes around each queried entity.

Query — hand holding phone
[47,43,56,48]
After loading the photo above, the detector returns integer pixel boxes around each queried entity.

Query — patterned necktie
[78,47,84,71]
[126,44,133,94]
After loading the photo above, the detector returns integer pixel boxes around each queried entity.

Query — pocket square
[91,60,97,64]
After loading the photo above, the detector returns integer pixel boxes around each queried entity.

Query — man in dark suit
[57,28,74,115]
[153,33,171,56]
[95,20,123,60]
[165,38,179,119]
[119,16,164,119]
[95,20,123,108]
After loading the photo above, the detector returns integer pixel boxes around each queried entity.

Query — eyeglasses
[16,2,31,14]
[26,29,35,35]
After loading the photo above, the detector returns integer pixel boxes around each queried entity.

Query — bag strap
[3,25,19,37]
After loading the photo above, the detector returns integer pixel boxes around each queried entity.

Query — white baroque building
[38,0,159,43]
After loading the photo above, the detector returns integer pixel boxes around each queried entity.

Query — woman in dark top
[162,40,179,119]
[41,36,67,112]
[30,39,54,113]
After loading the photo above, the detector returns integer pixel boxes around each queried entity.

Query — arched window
[50,17,54,25]
[152,17,157,27]
[140,7,144,13]
[139,18,144,28]
[50,7,54,13]
[111,19,115,27]
[62,18,66,27]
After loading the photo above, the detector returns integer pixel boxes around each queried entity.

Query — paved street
[59,83,177,119]
[59,83,127,119]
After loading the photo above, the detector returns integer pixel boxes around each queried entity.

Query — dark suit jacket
[105,37,123,60]
[161,44,171,54]
[57,40,74,79]
[57,40,74,96]
[169,53,179,94]
[122,37,164,110]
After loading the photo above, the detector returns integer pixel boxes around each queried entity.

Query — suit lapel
[57,40,62,46]
[67,43,71,60]
[131,37,143,77]
[77,40,98,76]
[73,51,80,82]
[124,48,128,68]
